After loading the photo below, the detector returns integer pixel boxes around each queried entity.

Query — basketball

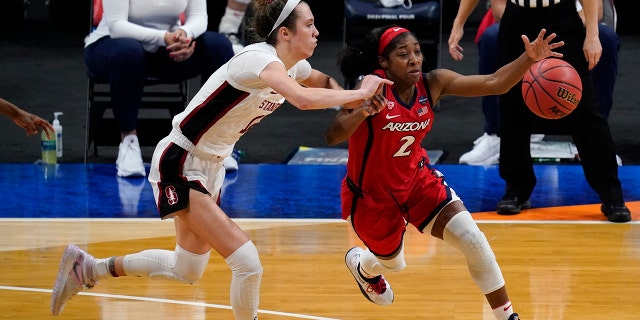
[521,58,582,119]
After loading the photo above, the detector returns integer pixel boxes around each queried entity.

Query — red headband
[378,27,409,55]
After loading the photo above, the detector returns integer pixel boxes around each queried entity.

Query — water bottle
[41,125,57,165]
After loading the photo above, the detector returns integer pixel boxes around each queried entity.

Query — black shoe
[496,197,531,215]
[601,203,632,223]
[508,313,520,320]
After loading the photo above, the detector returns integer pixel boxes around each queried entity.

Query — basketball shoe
[50,244,97,316]
[345,247,394,306]
[116,135,146,178]
[459,133,500,165]
[224,33,244,54]
[508,313,520,320]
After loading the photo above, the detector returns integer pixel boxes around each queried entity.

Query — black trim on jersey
[357,117,376,186]
[391,85,417,110]
[349,116,376,235]
[156,143,210,218]
[417,172,452,232]
[179,81,250,143]
[421,72,435,109]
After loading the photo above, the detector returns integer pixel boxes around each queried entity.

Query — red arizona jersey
[346,69,435,202]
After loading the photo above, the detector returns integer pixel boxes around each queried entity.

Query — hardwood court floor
[1,217,639,320]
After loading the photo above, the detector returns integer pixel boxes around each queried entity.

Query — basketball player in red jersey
[326,25,563,320]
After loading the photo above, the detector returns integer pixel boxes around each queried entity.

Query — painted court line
[0,285,339,320]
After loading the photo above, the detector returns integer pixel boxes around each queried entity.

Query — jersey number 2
[393,136,415,157]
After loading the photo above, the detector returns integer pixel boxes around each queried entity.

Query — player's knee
[443,211,495,268]
[443,211,504,293]
[226,241,263,277]
[460,229,495,268]
[173,245,211,284]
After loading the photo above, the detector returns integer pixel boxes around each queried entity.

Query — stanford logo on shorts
[165,185,179,205]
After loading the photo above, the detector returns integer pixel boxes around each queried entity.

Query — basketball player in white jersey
[51,1,391,319]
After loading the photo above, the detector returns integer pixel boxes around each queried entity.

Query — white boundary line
[0,285,339,320]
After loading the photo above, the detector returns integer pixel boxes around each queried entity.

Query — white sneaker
[459,133,500,165]
[224,33,244,54]
[50,244,97,316]
[116,135,146,178]
[345,247,394,306]
[223,154,239,172]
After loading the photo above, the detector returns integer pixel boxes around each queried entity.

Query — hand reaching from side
[521,29,565,61]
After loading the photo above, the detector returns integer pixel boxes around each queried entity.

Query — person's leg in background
[84,37,147,178]
[218,0,251,53]
[459,23,501,165]
[591,23,621,166]
[590,23,620,120]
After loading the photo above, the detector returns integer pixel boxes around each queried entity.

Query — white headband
[268,0,301,37]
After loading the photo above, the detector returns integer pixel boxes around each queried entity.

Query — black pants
[497,0,624,204]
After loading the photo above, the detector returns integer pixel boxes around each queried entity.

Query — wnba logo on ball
[556,87,579,106]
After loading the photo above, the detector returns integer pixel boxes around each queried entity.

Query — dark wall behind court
[0,0,637,37]
[0,0,472,40]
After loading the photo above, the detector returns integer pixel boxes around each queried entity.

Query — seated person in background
[84,0,234,178]
[0,97,54,136]
[449,0,619,165]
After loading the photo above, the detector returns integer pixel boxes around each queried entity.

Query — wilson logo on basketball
[165,185,179,205]
[556,87,579,106]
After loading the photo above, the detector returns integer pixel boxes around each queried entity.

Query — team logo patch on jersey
[417,96,430,116]
[165,185,179,205]
[386,101,396,110]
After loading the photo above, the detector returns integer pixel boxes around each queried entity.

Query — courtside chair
[84,0,189,162]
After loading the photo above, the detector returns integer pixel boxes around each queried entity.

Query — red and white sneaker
[345,247,394,306]
[50,244,97,316]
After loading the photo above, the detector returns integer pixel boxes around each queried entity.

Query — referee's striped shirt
[510,0,562,8]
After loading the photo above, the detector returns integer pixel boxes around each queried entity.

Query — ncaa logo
[386,101,395,110]
[165,185,179,205]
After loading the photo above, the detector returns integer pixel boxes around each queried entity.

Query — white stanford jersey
[346,69,435,201]
[168,42,312,159]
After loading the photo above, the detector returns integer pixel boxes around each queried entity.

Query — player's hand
[359,93,386,117]
[522,29,564,61]
[358,75,393,99]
